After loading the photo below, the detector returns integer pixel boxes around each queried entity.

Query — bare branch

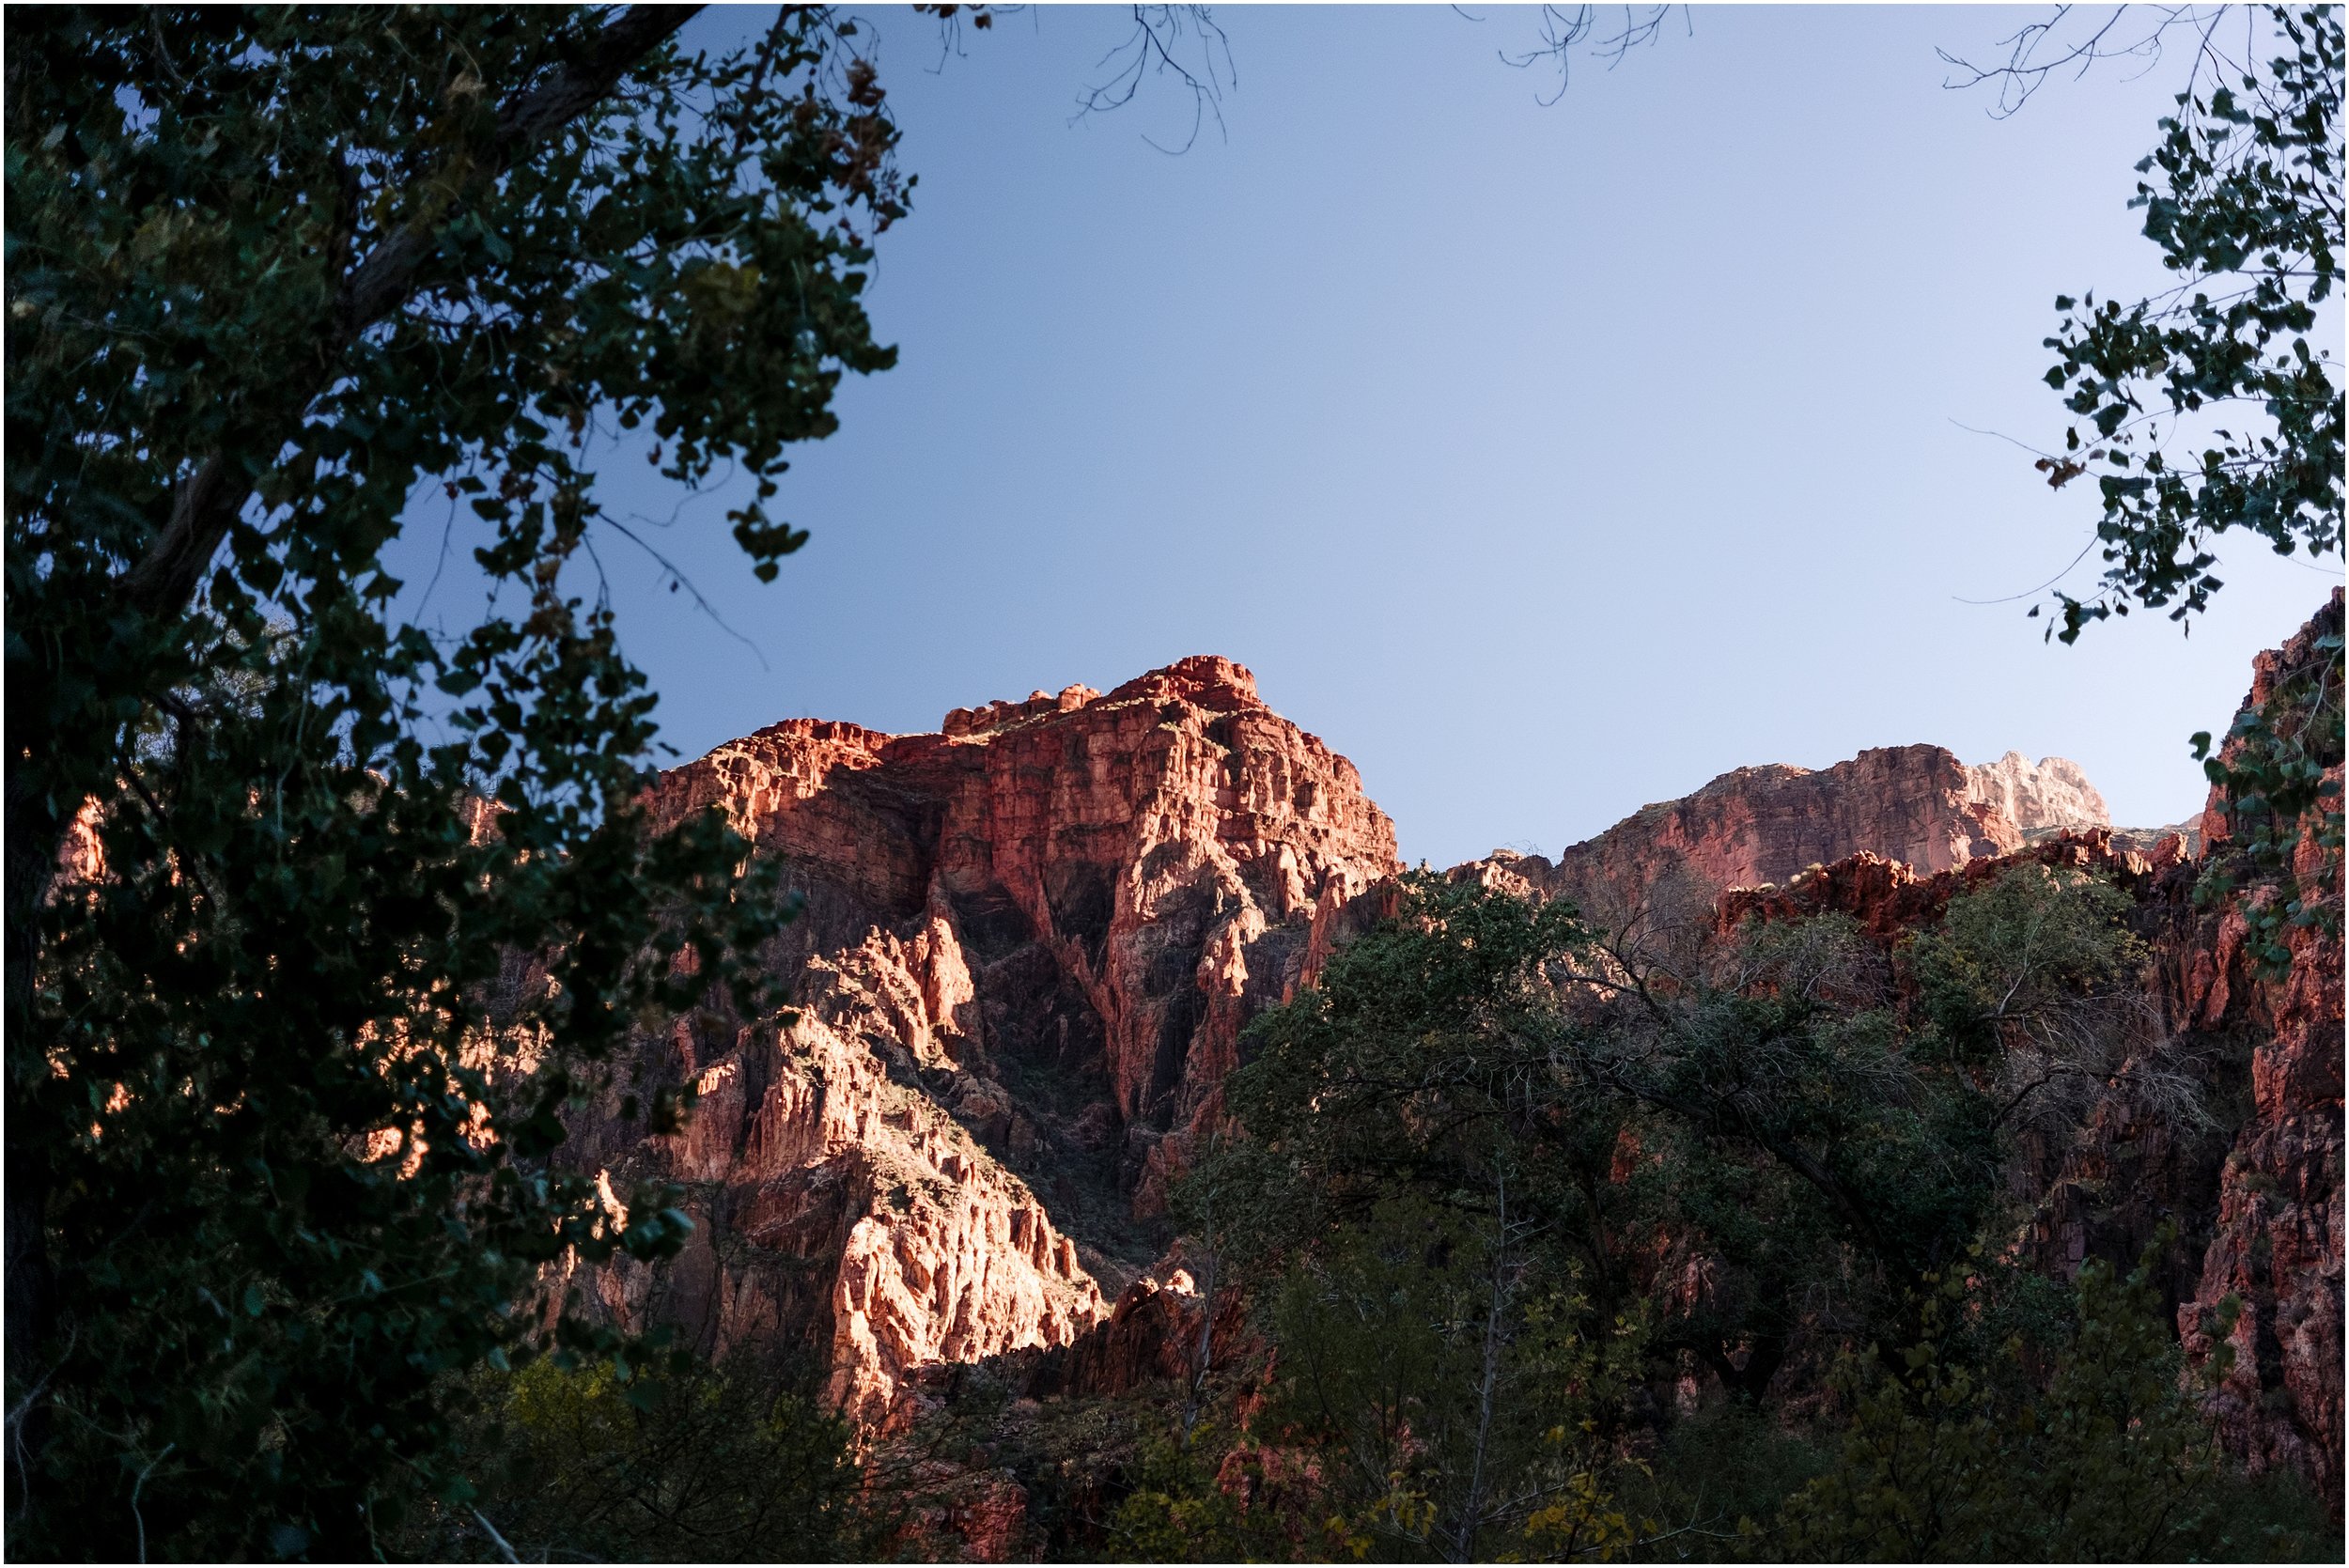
[1937,5,2223,118]
[1500,5,1685,107]
[1072,5,1236,155]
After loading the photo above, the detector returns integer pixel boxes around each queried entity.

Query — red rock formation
[1964,750,2110,835]
[1527,744,2028,924]
[567,608,2337,1506]
[2170,589,2342,1497]
[571,657,1401,1415]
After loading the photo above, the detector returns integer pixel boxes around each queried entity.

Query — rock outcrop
[1491,741,2205,927]
[568,657,1401,1414]
[2170,589,2342,1496]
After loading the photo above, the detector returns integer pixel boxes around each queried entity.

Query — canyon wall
[568,603,2335,1501]
[2169,589,2342,1493]
[566,657,1401,1413]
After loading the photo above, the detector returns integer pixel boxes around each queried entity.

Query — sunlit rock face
[1501,743,2030,924]
[564,657,1401,1415]
[1964,750,2110,835]
[1483,737,2200,928]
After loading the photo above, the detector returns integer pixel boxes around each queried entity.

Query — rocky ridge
[1501,743,2024,925]
[568,657,1401,1414]
[1963,750,2110,835]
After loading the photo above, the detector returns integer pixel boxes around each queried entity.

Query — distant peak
[1963,751,2109,833]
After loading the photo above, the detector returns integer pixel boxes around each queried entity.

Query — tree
[5,7,908,1555]
[1773,1234,2327,1562]
[401,1349,864,1562]
[1192,874,1658,1562]
[1181,861,2198,1559]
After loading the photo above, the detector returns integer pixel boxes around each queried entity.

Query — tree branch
[121,5,704,621]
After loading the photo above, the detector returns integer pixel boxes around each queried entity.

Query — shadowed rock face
[564,657,1401,1414]
[2170,589,2342,1498]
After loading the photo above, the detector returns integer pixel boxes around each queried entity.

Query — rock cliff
[1508,743,2029,924]
[1494,739,2210,927]
[2170,589,2342,1495]
[1964,750,2110,835]
[568,657,1401,1414]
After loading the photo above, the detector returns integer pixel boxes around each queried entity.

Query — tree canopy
[5,7,910,1556]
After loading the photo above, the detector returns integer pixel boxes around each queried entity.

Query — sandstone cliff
[1492,738,2216,929]
[1506,743,2027,926]
[568,657,1401,1414]
[1964,750,2110,835]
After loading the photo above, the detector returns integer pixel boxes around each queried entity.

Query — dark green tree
[5,7,906,1556]
[1773,1236,2329,1563]
[1182,862,2192,1560]
[403,1349,863,1562]
[1190,875,1657,1562]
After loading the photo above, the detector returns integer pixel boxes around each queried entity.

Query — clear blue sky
[391,4,2343,869]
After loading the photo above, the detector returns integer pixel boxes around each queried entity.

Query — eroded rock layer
[1964,750,2111,835]
[568,658,1401,1413]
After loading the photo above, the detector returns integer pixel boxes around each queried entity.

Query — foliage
[1170,866,2254,1564]
[1265,1203,1653,1563]
[1214,871,1599,1274]
[1189,876,1661,1560]
[1612,1402,1828,1559]
[1909,862,2192,1139]
[2015,2,2343,981]
[1106,1415,1307,1563]
[401,1348,863,1562]
[1771,1234,2331,1562]
[5,7,906,1556]
[2031,5,2341,643]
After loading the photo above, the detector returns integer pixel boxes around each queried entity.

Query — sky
[391,3,2344,870]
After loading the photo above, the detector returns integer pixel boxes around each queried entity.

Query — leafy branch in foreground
[2028,5,2341,644]
[6,7,907,1556]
